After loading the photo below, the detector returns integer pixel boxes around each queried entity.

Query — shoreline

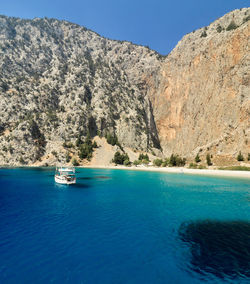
[1,165,250,179]
[82,165,250,179]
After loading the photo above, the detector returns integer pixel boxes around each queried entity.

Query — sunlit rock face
[150,8,250,160]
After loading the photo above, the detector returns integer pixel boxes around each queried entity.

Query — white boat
[55,167,76,185]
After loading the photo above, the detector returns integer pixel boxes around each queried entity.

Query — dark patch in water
[96,176,110,179]
[77,177,93,180]
[20,167,54,172]
[78,176,111,180]
[55,182,91,189]
[0,174,9,177]
[179,220,250,280]
[70,183,91,189]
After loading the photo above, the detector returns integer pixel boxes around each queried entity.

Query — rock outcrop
[0,8,249,166]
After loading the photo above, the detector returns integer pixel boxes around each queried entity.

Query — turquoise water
[0,168,249,283]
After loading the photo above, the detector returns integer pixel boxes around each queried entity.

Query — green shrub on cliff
[200,31,207,38]
[237,151,244,161]
[139,153,150,162]
[123,159,131,166]
[169,154,186,167]
[226,20,238,31]
[216,24,223,33]
[133,160,140,166]
[77,133,97,161]
[206,153,212,166]
[72,158,79,166]
[243,15,250,23]
[106,133,118,146]
[66,152,71,163]
[19,157,25,164]
[112,151,130,165]
[189,163,197,169]
[195,154,201,163]
[153,159,163,167]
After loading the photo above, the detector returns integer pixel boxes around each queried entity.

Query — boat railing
[56,166,75,173]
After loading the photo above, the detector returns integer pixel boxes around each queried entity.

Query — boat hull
[55,176,76,185]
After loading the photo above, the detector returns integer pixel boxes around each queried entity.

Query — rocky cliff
[0,8,249,166]
[150,8,249,163]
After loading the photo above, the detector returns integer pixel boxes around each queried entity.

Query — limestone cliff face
[149,8,250,160]
[0,8,249,166]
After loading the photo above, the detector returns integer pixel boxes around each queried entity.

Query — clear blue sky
[1,0,249,55]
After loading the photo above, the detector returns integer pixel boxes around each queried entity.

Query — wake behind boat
[55,166,76,185]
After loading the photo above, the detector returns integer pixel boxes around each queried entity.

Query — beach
[83,165,250,179]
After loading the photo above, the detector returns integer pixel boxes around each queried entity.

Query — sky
[0,0,249,55]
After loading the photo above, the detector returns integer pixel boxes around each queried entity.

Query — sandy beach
[83,165,250,179]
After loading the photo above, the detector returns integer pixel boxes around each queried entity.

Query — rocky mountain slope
[0,8,249,166]
[0,15,162,165]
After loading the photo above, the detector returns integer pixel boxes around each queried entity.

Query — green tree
[169,154,177,166]
[133,160,140,166]
[206,153,212,166]
[63,141,73,148]
[216,24,223,33]
[92,141,98,148]
[200,30,207,37]
[66,152,71,163]
[226,20,238,31]
[85,132,92,145]
[113,151,123,164]
[237,151,244,161]
[1,82,9,92]
[113,151,129,165]
[19,157,25,164]
[52,151,58,157]
[153,159,163,167]
[195,154,201,163]
[123,159,131,166]
[142,159,149,165]
[189,163,197,169]
[97,130,102,137]
[72,158,79,166]
[162,159,169,167]
[176,156,186,167]
[77,134,97,161]
[75,137,82,147]
[243,15,250,23]
[29,120,44,143]
[139,153,149,161]
[79,143,93,160]
[168,154,186,167]
[106,133,118,146]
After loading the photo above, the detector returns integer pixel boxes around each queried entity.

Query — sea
[0,167,249,284]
